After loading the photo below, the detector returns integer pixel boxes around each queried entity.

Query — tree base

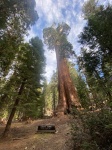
[1,131,12,139]
[54,108,70,117]
[55,111,65,117]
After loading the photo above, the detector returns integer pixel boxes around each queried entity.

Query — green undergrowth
[71,107,112,150]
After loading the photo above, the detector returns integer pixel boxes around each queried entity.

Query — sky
[27,0,111,81]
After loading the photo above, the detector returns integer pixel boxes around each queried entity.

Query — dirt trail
[0,115,74,150]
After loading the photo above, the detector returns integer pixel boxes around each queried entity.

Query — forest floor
[0,115,74,150]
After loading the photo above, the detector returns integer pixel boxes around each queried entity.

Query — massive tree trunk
[2,78,26,138]
[43,23,82,115]
[55,44,81,115]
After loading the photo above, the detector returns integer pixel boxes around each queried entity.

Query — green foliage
[41,71,58,116]
[43,23,74,59]
[0,0,38,77]
[80,5,112,56]
[0,36,46,119]
[87,109,112,149]
[79,4,112,74]
[68,62,90,108]
[75,5,112,148]
[78,4,112,106]
[50,71,58,111]
[0,0,38,29]
[73,1,112,138]
[76,76,90,108]
[82,0,101,19]
[72,108,112,150]
[15,37,45,119]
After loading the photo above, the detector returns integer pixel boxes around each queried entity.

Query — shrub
[71,107,112,150]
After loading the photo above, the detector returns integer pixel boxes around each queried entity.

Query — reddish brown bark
[55,44,81,115]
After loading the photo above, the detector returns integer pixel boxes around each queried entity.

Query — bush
[86,108,112,150]
[71,107,112,150]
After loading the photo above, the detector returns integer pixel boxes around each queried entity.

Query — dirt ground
[0,115,74,150]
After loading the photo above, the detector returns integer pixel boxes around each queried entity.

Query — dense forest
[0,0,112,150]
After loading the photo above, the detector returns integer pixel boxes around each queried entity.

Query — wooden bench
[37,125,56,133]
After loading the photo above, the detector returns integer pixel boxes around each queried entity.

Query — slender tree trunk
[107,91,111,101]
[52,87,56,112]
[55,44,81,115]
[2,78,26,138]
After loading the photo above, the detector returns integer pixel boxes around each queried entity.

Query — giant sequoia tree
[43,23,81,114]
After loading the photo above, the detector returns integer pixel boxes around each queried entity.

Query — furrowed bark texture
[55,45,81,114]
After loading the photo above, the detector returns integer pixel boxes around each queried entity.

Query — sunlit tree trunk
[2,78,26,138]
[52,87,56,112]
[43,23,82,115]
[55,45,81,115]
[55,45,67,114]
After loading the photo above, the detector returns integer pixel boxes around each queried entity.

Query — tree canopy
[43,23,74,59]
[78,2,112,104]
[0,0,38,29]
[0,0,38,77]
